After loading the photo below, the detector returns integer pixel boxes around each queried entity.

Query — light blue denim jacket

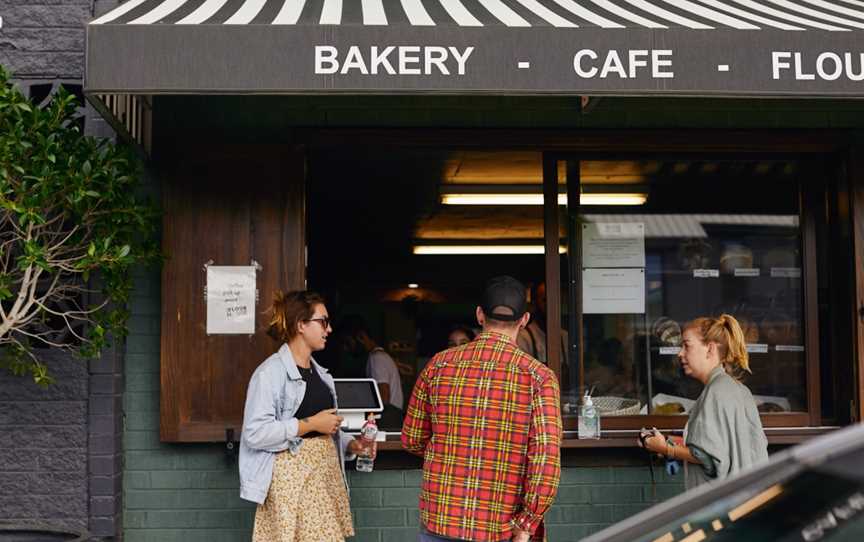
[239,343,355,504]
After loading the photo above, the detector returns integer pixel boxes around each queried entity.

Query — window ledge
[371,426,841,451]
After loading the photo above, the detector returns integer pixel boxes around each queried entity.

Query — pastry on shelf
[720,243,754,274]
[677,239,713,271]
[654,402,685,415]
[652,316,682,346]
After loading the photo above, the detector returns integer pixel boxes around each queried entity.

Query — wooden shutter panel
[160,146,306,442]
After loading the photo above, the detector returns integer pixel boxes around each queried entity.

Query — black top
[295,365,334,438]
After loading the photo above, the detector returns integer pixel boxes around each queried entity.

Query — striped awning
[86,0,864,96]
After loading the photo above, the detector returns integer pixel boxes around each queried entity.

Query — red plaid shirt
[402,331,562,542]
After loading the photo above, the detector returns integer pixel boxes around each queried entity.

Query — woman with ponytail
[638,314,768,489]
[239,290,373,541]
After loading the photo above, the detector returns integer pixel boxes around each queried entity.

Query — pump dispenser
[578,391,601,440]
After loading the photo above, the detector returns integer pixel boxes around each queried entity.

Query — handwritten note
[206,266,256,334]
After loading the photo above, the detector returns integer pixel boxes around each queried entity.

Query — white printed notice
[206,266,256,335]
[583,268,645,314]
[582,223,645,268]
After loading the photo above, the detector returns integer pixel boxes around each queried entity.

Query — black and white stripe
[90,0,864,29]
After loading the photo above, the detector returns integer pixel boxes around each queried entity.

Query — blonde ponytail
[685,314,752,381]
[716,314,751,380]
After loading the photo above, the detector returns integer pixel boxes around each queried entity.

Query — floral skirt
[252,435,354,542]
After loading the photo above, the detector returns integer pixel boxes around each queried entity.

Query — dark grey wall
[0,345,125,539]
[0,1,124,539]
[0,352,89,533]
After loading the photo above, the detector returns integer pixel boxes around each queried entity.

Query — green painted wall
[125,98,864,541]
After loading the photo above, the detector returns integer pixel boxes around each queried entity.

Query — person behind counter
[638,314,768,489]
[239,290,374,542]
[446,325,476,348]
[341,315,405,428]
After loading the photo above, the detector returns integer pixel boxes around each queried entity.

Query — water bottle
[355,414,378,472]
[578,392,601,439]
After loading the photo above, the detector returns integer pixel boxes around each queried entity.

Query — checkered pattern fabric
[402,331,562,542]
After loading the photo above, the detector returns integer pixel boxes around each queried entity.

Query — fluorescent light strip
[440,193,647,206]
[413,245,567,255]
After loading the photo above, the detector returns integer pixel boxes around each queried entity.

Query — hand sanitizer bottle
[578,392,601,440]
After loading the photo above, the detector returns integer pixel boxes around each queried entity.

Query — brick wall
[0,350,89,534]
[0,0,91,80]
[0,296,124,540]
[346,466,682,542]
[0,2,124,537]
[123,264,258,542]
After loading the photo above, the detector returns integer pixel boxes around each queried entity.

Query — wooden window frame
[542,151,823,433]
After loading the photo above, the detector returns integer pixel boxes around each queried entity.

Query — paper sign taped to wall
[583,268,645,314]
[582,222,645,268]
[206,266,256,334]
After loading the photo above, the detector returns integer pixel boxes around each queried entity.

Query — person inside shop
[517,281,569,366]
[584,337,636,398]
[341,315,405,429]
[446,324,476,348]
[637,314,769,489]
[403,276,562,542]
[239,290,374,542]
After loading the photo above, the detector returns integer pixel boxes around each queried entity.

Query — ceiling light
[413,245,567,255]
[580,193,647,205]
[408,283,419,289]
[441,194,565,206]
[439,185,647,206]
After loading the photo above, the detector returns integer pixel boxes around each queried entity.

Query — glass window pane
[568,158,806,416]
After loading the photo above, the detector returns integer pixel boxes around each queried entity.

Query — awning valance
[86,0,864,96]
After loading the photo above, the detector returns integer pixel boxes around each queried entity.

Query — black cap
[481,276,527,322]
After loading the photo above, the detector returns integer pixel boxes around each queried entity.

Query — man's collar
[477,330,518,345]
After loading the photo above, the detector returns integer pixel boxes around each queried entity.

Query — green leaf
[0,66,159,384]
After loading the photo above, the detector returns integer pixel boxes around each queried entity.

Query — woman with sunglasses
[240,290,374,541]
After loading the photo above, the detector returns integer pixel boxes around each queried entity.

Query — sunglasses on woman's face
[305,317,331,329]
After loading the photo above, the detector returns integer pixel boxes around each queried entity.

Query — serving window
[306,147,842,436]
[159,132,860,443]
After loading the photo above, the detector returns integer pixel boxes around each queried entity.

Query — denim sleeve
[689,444,718,478]
[242,370,297,453]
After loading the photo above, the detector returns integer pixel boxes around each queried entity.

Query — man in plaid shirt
[402,276,562,542]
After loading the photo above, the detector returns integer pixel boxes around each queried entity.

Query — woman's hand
[511,527,529,542]
[348,437,377,459]
[309,408,344,434]
[637,428,667,455]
